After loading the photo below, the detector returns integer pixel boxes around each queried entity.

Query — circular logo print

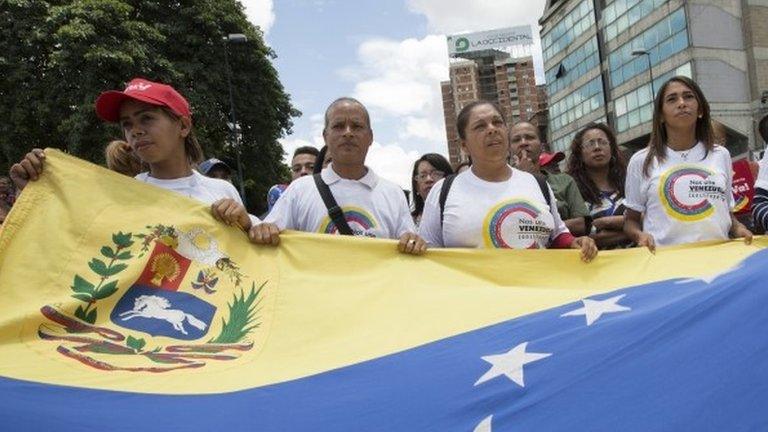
[659,166,723,222]
[482,200,550,249]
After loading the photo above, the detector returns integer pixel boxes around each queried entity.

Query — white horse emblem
[119,295,207,335]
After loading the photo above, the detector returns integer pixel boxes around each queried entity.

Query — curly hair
[567,122,626,205]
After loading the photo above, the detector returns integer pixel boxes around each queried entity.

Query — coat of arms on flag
[36,224,266,373]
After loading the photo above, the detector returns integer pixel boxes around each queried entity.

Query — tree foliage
[0,0,297,213]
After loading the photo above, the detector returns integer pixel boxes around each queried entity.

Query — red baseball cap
[95,78,191,122]
[539,152,565,167]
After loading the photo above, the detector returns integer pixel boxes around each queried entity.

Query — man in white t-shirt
[249,98,426,255]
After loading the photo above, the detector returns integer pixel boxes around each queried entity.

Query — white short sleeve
[418,179,446,247]
[624,151,648,213]
[756,152,768,190]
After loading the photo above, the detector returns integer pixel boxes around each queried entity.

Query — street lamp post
[223,33,248,205]
[632,49,655,100]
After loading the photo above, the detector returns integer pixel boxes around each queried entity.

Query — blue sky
[241,0,546,189]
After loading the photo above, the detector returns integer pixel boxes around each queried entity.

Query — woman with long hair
[567,122,630,248]
[418,100,597,261]
[623,76,752,251]
[10,78,255,230]
[410,153,453,224]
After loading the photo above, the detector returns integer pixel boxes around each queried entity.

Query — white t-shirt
[418,167,569,249]
[755,152,768,190]
[624,142,733,246]
[265,165,415,239]
[135,171,260,224]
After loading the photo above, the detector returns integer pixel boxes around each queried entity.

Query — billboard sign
[447,25,533,57]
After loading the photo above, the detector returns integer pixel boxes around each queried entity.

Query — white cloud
[406,0,547,82]
[241,0,275,35]
[365,142,420,191]
[347,34,450,157]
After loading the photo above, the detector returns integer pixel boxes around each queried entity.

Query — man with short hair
[509,122,590,236]
[250,97,426,255]
[290,146,320,181]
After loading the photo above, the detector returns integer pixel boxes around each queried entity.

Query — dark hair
[160,107,204,165]
[643,76,714,176]
[411,153,454,217]
[758,114,768,144]
[324,97,371,131]
[567,122,626,205]
[456,101,505,140]
[293,146,319,159]
[454,159,472,172]
[313,145,328,174]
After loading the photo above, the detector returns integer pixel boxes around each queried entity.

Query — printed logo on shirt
[659,165,727,222]
[482,199,550,249]
[318,206,378,238]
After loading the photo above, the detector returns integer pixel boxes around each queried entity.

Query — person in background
[313,145,333,174]
[249,97,426,255]
[411,153,453,225]
[290,146,319,181]
[752,114,768,232]
[539,151,564,174]
[418,101,596,261]
[454,160,472,174]
[199,158,233,182]
[509,122,591,236]
[10,78,257,230]
[567,122,631,249]
[105,140,144,177]
[266,146,322,213]
[624,76,751,251]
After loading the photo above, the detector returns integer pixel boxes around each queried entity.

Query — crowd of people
[6,75,765,260]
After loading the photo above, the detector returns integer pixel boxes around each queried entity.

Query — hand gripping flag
[1,150,767,431]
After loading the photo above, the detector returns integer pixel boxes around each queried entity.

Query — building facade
[540,0,768,158]
[442,52,547,165]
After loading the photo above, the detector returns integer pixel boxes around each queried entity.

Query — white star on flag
[561,294,631,326]
[474,342,551,387]
[675,264,743,285]
[473,415,493,432]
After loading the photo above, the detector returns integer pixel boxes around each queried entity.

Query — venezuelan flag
[0,150,767,431]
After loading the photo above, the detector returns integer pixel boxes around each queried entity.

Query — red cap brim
[95,91,168,123]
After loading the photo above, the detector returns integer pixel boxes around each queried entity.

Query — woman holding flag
[417,100,597,261]
[9,78,256,230]
[623,76,752,251]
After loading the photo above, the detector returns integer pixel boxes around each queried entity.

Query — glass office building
[540,0,765,157]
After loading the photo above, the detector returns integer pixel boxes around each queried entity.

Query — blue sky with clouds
[241,0,546,189]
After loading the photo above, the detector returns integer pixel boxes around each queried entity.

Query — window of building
[549,76,605,133]
[612,62,692,133]
[545,37,600,96]
[542,0,595,61]
[608,7,689,89]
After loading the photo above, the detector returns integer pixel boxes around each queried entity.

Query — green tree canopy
[0,0,298,213]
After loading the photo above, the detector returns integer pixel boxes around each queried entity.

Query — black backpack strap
[533,174,552,208]
[313,173,354,236]
[439,174,457,226]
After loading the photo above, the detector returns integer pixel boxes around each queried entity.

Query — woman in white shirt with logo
[418,101,597,261]
[10,78,255,230]
[624,76,752,251]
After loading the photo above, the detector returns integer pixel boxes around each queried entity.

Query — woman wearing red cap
[9,78,256,230]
